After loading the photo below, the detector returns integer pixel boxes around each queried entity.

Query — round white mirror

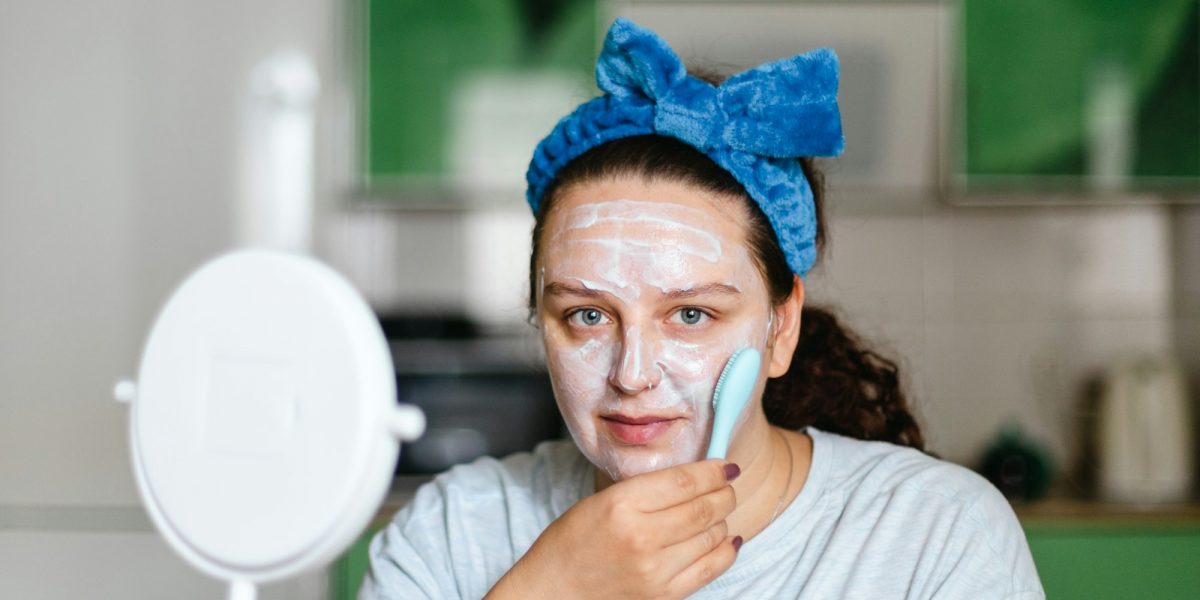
[116,250,424,599]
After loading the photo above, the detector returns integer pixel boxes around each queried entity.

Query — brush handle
[706,423,737,460]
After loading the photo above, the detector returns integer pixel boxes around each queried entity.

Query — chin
[597,443,702,482]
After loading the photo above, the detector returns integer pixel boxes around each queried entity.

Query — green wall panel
[365,0,598,180]
[962,0,1199,182]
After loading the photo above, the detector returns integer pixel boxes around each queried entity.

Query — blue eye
[570,308,607,326]
[676,307,707,325]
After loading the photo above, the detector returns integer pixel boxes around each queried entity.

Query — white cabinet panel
[0,531,326,600]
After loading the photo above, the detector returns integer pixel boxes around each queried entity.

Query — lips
[601,414,682,445]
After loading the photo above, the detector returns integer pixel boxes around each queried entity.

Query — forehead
[545,178,749,246]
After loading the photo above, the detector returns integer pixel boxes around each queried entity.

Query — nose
[609,325,664,394]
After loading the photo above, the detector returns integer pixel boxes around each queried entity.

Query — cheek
[658,339,707,379]
[652,314,773,415]
[660,316,771,382]
[656,339,715,405]
[544,334,616,413]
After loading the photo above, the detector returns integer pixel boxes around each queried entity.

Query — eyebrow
[541,281,741,300]
[661,283,742,299]
[542,281,608,299]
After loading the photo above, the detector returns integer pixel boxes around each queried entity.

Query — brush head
[706,348,762,459]
[713,348,761,408]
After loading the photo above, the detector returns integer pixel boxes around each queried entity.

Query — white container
[1097,356,1194,504]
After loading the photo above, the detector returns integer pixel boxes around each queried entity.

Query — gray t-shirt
[360,428,1044,599]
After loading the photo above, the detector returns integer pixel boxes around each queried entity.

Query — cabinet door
[1025,523,1200,598]
[331,528,378,600]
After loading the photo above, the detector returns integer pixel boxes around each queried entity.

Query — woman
[362,19,1042,599]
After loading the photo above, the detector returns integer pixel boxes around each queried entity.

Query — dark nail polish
[723,463,741,481]
[732,536,743,552]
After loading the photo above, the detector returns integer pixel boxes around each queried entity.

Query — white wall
[806,203,1175,466]
[0,0,343,596]
[0,0,141,509]
[325,1,1194,474]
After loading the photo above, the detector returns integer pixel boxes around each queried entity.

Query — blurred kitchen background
[2,0,1198,598]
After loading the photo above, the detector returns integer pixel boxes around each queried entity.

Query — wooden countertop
[1015,497,1200,525]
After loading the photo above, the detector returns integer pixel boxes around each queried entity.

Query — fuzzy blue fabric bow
[526,18,844,277]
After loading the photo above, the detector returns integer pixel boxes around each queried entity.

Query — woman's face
[535,177,777,482]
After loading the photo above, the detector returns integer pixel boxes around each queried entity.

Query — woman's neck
[724,424,812,541]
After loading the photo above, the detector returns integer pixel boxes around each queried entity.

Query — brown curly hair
[528,134,926,452]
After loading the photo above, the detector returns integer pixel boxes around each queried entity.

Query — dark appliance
[382,315,564,474]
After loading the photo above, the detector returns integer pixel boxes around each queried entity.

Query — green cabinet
[332,528,379,600]
[1023,520,1200,598]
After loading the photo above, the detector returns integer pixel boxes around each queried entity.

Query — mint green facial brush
[705,348,761,460]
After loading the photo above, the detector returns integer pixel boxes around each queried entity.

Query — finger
[625,459,739,511]
[667,534,740,596]
[653,484,737,546]
[659,520,728,576]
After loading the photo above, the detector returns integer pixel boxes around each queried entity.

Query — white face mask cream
[536,186,776,482]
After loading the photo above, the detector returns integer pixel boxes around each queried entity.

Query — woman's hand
[486,459,741,600]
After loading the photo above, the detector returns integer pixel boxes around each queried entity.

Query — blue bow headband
[525,18,844,277]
